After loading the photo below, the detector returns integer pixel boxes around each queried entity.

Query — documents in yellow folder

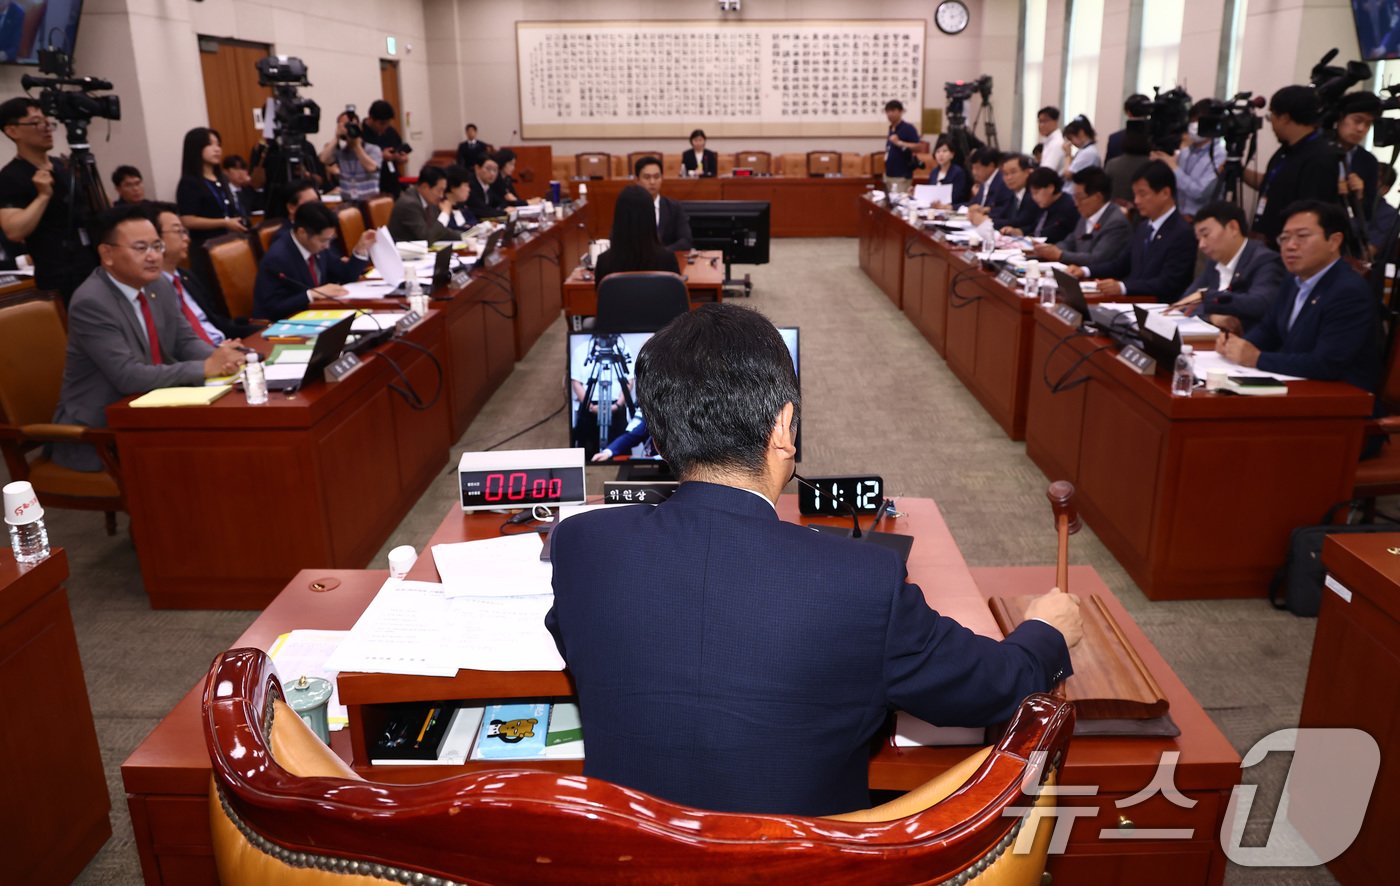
[129,386,232,407]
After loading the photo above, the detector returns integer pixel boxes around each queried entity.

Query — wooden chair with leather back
[203,233,260,321]
[0,294,124,534]
[335,203,366,253]
[1348,316,1400,510]
[206,646,1074,886]
[594,272,691,334]
[363,194,394,231]
[870,152,886,177]
[734,151,771,174]
[807,151,842,176]
[255,219,284,257]
[576,153,612,180]
[627,152,664,177]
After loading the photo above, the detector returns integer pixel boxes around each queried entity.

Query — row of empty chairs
[569,150,896,180]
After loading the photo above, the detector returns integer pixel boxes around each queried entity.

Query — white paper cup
[387,545,417,579]
[3,480,42,525]
[1205,369,1228,392]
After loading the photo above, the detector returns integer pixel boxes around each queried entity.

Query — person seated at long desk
[966,148,1013,217]
[51,205,245,471]
[594,185,680,284]
[926,135,971,204]
[546,302,1083,817]
[1001,167,1078,243]
[635,154,693,251]
[1217,200,1383,394]
[388,164,461,244]
[968,153,1036,232]
[1066,159,1195,301]
[681,129,718,177]
[1167,201,1285,334]
[253,202,374,321]
[1027,168,1130,267]
[466,154,507,221]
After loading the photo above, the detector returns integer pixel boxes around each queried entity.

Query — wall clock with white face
[936,1,971,36]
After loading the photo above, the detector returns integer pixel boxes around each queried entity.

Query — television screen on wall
[1352,0,1400,61]
[0,0,83,66]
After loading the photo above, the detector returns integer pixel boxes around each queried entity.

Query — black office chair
[594,272,690,333]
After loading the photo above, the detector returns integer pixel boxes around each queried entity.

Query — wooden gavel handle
[1046,481,1080,593]
[1056,514,1070,593]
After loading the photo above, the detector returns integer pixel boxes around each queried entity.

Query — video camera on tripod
[20,48,120,221]
[942,75,996,157]
[578,334,637,452]
[1124,86,1193,153]
[1311,48,1373,129]
[255,55,321,186]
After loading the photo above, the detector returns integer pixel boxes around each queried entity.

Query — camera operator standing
[0,97,97,302]
[1333,91,1382,223]
[1244,85,1339,246]
[318,108,381,202]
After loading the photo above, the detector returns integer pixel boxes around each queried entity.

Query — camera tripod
[577,334,636,450]
[57,117,109,252]
[1212,130,1257,207]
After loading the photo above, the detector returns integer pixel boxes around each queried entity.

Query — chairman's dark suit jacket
[1028,191,1079,243]
[1094,208,1197,301]
[1054,204,1132,267]
[387,190,459,244]
[1181,240,1286,332]
[52,269,215,470]
[681,148,718,177]
[546,481,1071,816]
[657,195,693,251]
[1245,260,1384,392]
[252,233,368,321]
[172,267,260,339]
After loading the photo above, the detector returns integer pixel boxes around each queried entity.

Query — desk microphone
[793,473,862,537]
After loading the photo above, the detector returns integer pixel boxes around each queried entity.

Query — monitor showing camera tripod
[566,327,800,466]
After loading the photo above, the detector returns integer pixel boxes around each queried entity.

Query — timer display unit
[797,475,885,516]
[459,448,587,511]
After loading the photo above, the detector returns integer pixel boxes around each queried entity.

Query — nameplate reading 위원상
[1115,344,1157,375]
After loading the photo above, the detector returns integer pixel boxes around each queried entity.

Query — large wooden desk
[562,249,725,326]
[1299,532,1400,884]
[1024,306,1371,599]
[0,548,110,883]
[585,175,879,240]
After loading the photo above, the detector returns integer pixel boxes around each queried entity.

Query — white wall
[0,0,430,201]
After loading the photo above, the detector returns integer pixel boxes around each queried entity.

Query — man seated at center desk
[634,154,692,251]
[547,303,1082,816]
[254,202,375,322]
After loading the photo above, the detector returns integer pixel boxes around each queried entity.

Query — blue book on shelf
[470,703,551,760]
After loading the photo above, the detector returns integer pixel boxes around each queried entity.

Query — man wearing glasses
[51,204,245,471]
[253,200,375,321]
[0,96,98,302]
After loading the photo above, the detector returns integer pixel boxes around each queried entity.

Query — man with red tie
[149,202,259,343]
[51,204,245,471]
[252,201,375,321]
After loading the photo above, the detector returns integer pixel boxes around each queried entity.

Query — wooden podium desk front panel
[562,250,725,321]
[1023,307,1371,600]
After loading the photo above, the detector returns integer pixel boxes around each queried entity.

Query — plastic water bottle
[244,352,269,405]
[1024,259,1041,298]
[1172,345,1195,397]
[4,480,50,565]
[577,182,588,203]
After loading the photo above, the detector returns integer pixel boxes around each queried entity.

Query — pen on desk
[414,706,439,747]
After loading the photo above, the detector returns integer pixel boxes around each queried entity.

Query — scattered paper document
[892,712,986,747]
[449,594,564,671]
[432,535,553,598]
[339,279,397,300]
[268,346,314,365]
[1191,349,1303,382]
[369,226,405,288]
[263,363,306,383]
[913,183,953,206]
[268,630,350,731]
[326,580,463,677]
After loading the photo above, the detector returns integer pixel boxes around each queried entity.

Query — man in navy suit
[1071,160,1196,302]
[253,201,374,321]
[1219,200,1383,393]
[635,155,693,251]
[1004,168,1078,244]
[1168,201,1285,334]
[967,148,1012,215]
[971,153,1037,231]
[546,303,1081,817]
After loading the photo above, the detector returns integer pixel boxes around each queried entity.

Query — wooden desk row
[123,496,1241,884]
[106,205,590,609]
[857,199,1373,601]
[584,176,880,240]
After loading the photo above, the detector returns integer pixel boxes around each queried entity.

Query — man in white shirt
[1168,201,1285,334]
[1037,106,1066,172]
[1150,101,1221,218]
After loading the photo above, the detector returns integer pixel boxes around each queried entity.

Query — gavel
[1045,481,1081,593]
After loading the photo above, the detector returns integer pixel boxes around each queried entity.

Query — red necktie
[172,274,214,346]
[135,290,162,364]
[307,255,319,287]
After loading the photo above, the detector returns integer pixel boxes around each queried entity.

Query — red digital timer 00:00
[483,472,565,503]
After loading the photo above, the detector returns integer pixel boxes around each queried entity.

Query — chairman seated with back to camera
[545,303,1082,817]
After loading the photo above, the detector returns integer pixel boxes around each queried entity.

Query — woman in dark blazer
[176,127,248,252]
[680,129,718,177]
[594,185,681,284]
[927,135,971,205]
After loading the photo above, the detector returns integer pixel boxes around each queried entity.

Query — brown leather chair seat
[25,457,123,499]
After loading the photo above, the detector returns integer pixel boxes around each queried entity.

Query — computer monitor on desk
[682,200,771,296]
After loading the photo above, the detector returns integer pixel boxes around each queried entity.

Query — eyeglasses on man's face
[107,240,168,256]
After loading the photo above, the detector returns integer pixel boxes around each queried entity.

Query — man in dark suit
[253,201,375,321]
[466,154,506,220]
[150,203,259,340]
[1220,201,1384,393]
[681,129,718,177]
[1030,168,1131,267]
[1168,201,1285,334]
[970,153,1036,231]
[546,303,1081,816]
[1104,94,1148,163]
[1004,168,1078,243]
[1244,86,1340,246]
[51,205,245,471]
[455,123,490,170]
[388,164,461,243]
[966,148,1013,215]
[1071,160,1196,301]
[1334,92,1381,228]
[635,155,692,250]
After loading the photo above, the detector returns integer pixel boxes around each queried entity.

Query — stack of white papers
[368,226,405,287]
[352,312,406,332]
[1191,350,1303,383]
[432,535,552,598]
[339,280,399,300]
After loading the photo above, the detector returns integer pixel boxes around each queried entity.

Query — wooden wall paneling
[318,389,400,567]
[1025,313,1087,485]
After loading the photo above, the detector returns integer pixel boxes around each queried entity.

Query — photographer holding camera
[1149,99,1221,218]
[363,100,408,198]
[1244,85,1338,245]
[1333,91,1382,223]
[0,97,97,302]
[318,108,381,202]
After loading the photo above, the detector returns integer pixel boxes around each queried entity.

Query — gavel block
[990,594,1169,720]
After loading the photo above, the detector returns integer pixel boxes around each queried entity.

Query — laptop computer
[263,315,355,392]
[1051,268,1132,333]
[1133,305,1183,365]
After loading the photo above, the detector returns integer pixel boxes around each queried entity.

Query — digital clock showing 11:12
[798,475,885,516]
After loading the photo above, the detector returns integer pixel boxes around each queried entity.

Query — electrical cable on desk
[468,268,520,319]
[1039,327,1098,391]
[381,336,445,411]
[1047,339,1118,394]
[948,265,986,309]
[498,507,554,536]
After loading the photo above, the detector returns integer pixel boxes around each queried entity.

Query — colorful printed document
[471,703,551,760]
